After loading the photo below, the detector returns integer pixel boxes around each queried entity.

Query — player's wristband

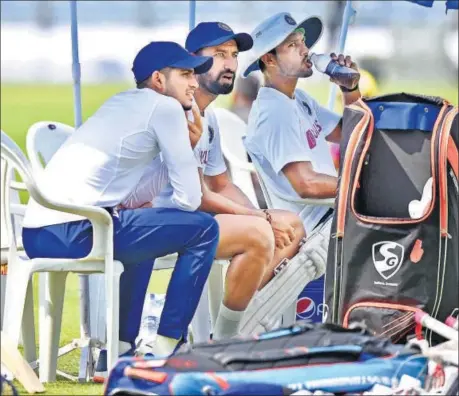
[263,209,272,224]
[340,84,359,93]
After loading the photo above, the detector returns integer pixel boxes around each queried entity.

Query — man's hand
[267,210,296,249]
[187,104,203,149]
[329,52,359,89]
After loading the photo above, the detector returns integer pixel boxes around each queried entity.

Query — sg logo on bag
[372,241,405,280]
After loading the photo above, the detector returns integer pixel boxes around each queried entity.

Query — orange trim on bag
[337,99,372,237]
[206,373,230,390]
[410,239,424,263]
[448,135,458,180]
[123,367,168,383]
[343,301,420,328]
[350,101,450,226]
[439,107,458,236]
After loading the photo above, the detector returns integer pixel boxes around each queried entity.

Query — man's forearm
[217,182,257,209]
[199,188,262,217]
[297,174,338,199]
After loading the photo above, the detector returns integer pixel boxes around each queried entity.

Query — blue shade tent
[66,0,456,380]
[408,0,458,11]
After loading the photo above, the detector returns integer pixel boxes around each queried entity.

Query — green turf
[1,81,457,395]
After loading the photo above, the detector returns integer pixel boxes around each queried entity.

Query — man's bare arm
[199,170,261,216]
[204,171,257,209]
[282,161,337,199]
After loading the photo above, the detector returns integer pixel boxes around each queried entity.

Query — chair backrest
[0,157,24,252]
[26,121,74,171]
[1,131,43,245]
[212,108,259,208]
[244,148,278,211]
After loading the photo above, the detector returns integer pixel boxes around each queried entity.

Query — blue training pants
[22,208,219,343]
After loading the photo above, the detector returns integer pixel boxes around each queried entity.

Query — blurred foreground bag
[325,93,458,345]
[104,323,427,395]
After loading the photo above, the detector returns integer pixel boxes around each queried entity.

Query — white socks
[145,335,181,357]
[213,303,244,340]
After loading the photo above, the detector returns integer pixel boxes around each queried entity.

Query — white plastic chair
[25,121,225,348]
[212,108,259,208]
[0,143,35,363]
[1,130,124,382]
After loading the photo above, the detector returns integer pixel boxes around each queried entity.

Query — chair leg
[105,261,124,373]
[190,280,211,343]
[3,264,32,349]
[39,272,67,382]
[88,274,106,345]
[22,278,37,363]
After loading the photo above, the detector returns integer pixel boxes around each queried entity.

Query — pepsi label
[296,276,326,323]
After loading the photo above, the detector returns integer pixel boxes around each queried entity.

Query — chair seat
[15,253,122,274]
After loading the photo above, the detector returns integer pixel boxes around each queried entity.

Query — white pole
[327,1,356,111]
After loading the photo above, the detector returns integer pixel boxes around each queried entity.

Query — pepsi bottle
[309,53,360,90]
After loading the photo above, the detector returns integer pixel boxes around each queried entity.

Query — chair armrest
[269,187,335,207]
[31,187,113,260]
[222,151,255,173]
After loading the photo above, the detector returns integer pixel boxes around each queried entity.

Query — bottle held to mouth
[309,53,360,90]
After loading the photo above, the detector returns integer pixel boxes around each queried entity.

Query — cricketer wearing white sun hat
[243,12,323,78]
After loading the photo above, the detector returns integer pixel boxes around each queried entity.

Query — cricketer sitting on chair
[243,12,362,329]
[20,41,220,379]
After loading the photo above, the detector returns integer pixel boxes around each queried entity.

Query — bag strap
[448,135,458,180]
[439,106,458,236]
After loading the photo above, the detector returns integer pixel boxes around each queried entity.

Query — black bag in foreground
[325,93,458,344]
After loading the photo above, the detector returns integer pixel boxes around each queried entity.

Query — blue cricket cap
[185,22,253,53]
[132,41,213,83]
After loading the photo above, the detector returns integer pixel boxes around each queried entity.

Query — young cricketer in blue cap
[21,41,220,379]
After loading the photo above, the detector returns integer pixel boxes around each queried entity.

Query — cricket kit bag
[104,322,427,396]
[325,93,458,345]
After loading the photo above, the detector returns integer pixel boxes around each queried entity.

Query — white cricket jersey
[122,106,227,209]
[244,87,340,234]
[23,88,202,228]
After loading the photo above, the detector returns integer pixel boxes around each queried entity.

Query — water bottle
[136,293,166,348]
[309,53,360,90]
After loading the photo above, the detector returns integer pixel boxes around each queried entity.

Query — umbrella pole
[70,0,95,382]
[189,0,196,30]
[327,0,356,111]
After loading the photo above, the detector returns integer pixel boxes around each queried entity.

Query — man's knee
[246,218,275,260]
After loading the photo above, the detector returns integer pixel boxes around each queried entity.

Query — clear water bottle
[309,53,360,90]
[136,293,165,348]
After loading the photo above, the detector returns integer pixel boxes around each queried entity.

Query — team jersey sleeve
[203,115,227,176]
[121,157,168,209]
[149,97,202,211]
[256,105,314,174]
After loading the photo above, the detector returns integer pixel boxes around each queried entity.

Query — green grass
[1,80,457,395]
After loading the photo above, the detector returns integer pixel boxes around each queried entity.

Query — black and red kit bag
[325,93,458,344]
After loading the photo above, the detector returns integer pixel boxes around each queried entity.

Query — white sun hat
[243,12,323,78]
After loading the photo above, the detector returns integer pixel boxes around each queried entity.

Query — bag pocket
[342,302,422,343]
